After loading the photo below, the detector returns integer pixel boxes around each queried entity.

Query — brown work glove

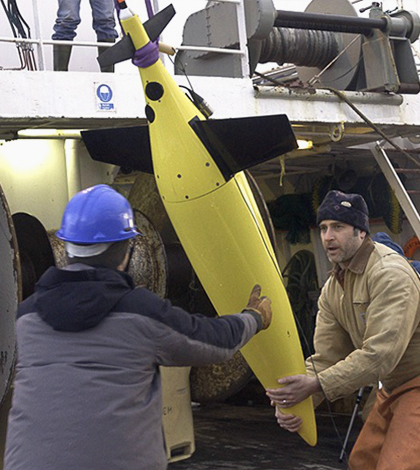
[243,284,272,332]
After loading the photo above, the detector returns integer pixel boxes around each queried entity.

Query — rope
[321,86,420,169]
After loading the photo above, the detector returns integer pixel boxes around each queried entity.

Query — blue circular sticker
[97,84,113,102]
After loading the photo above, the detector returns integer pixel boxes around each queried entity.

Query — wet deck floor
[0,385,363,470]
[169,402,362,470]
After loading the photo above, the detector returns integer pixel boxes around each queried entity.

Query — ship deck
[170,400,362,470]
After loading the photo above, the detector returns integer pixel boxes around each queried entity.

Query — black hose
[1,0,31,39]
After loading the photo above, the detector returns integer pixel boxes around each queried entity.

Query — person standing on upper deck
[51,0,118,72]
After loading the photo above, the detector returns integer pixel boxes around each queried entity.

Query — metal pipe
[18,130,82,139]
[0,37,116,48]
[176,45,243,55]
[65,140,82,199]
[254,86,404,106]
[31,0,45,70]
[274,9,386,36]
[370,142,420,240]
[339,387,364,462]
[235,0,251,78]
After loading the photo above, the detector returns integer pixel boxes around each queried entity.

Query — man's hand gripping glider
[266,375,321,432]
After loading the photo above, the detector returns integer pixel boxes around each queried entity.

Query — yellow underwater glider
[82,1,317,446]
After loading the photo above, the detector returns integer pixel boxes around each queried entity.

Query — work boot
[98,38,115,73]
[53,44,72,71]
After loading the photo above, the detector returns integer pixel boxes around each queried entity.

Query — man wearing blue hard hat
[4,184,272,470]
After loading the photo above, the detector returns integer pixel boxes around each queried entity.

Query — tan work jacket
[306,237,420,403]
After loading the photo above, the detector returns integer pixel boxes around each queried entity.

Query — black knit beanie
[316,190,370,233]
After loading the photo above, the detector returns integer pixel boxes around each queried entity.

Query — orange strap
[403,236,420,259]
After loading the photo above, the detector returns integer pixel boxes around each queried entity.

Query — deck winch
[175,0,420,93]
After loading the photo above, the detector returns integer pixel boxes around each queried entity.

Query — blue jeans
[52,0,118,41]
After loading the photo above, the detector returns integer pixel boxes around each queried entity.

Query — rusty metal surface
[127,173,178,244]
[190,352,253,403]
[47,233,67,268]
[129,210,167,298]
[0,185,21,407]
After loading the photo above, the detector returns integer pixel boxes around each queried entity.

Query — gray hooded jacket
[4,264,260,470]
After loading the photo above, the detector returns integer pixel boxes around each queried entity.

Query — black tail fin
[190,114,297,181]
[97,4,176,68]
[81,126,154,174]
[143,4,176,42]
[97,35,135,68]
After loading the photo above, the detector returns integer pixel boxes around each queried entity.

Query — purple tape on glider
[132,41,159,68]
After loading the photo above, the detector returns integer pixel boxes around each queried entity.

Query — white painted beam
[2,70,420,132]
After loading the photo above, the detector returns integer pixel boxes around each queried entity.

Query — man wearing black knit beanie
[267,190,420,470]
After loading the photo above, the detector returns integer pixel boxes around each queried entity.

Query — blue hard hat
[56,184,141,243]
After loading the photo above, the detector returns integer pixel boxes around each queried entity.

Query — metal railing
[0,0,250,77]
